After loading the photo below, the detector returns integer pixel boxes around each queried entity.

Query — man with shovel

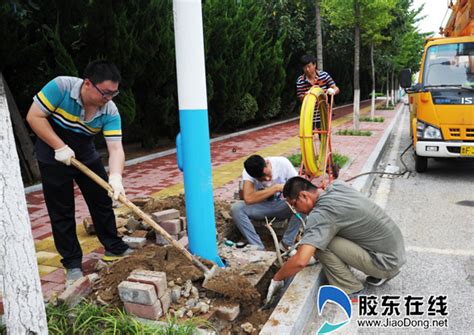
[26,60,131,285]
[265,177,406,304]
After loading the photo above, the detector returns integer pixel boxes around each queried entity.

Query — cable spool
[299,86,329,177]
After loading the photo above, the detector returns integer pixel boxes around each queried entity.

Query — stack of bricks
[118,270,172,320]
[152,209,187,245]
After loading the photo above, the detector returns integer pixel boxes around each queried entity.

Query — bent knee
[231,201,248,219]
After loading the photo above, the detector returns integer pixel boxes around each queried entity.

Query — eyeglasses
[91,81,120,99]
[288,193,302,208]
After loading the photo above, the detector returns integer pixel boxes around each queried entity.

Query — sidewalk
[25,98,398,300]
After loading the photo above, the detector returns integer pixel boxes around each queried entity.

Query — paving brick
[159,219,181,235]
[58,276,92,307]
[131,230,149,238]
[215,303,240,321]
[152,209,180,222]
[125,217,142,232]
[82,217,95,235]
[180,216,187,231]
[116,217,127,228]
[160,289,172,313]
[118,281,158,305]
[129,196,151,206]
[36,251,59,264]
[178,235,189,248]
[38,265,60,276]
[178,230,187,240]
[155,233,178,245]
[124,299,163,320]
[129,270,167,297]
[122,236,147,249]
[40,268,65,284]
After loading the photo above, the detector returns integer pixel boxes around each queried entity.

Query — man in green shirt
[266,177,406,302]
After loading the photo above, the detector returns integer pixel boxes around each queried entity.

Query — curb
[260,264,324,335]
[351,103,405,195]
[260,102,405,334]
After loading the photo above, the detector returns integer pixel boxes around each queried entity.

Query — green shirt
[301,181,406,271]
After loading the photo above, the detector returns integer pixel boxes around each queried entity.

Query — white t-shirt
[242,157,297,193]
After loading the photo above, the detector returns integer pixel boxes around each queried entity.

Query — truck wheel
[415,154,428,172]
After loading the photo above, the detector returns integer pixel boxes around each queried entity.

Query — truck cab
[401,36,474,172]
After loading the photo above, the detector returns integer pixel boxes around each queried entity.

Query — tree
[361,0,396,117]
[324,0,398,129]
[0,74,47,334]
[315,0,324,70]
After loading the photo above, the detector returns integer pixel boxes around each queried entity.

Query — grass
[288,152,349,169]
[376,103,395,110]
[44,300,210,335]
[359,116,384,122]
[336,129,372,136]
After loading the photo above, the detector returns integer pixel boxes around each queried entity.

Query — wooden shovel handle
[70,157,210,274]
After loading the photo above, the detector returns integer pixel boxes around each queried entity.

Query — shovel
[70,157,222,292]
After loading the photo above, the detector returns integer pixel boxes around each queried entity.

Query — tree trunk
[2,75,41,183]
[315,0,324,70]
[0,76,47,334]
[353,0,361,130]
[370,43,376,118]
[386,68,390,108]
[391,70,395,105]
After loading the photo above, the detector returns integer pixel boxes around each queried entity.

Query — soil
[93,244,203,307]
[90,195,282,332]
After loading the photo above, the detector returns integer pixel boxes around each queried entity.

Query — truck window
[423,43,474,86]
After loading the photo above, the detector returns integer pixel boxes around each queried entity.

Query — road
[306,103,474,334]
[366,104,474,334]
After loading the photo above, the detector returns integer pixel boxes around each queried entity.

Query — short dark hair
[283,176,318,199]
[300,55,317,67]
[244,155,266,179]
[83,60,121,84]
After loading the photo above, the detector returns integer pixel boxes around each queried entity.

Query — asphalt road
[360,104,474,334]
[306,104,474,334]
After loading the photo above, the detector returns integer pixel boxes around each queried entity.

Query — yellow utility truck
[400,0,474,172]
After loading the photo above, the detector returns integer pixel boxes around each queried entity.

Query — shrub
[287,152,349,169]
[336,129,372,136]
[359,116,384,122]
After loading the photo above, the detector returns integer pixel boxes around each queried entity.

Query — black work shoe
[366,271,400,287]
[102,248,134,262]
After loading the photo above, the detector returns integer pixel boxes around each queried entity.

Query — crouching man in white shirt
[231,155,301,250]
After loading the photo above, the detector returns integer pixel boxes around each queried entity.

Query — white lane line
[407,245,474,256]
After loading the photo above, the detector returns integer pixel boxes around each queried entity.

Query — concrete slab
[219,245,276,286]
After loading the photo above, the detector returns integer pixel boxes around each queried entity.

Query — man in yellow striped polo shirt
[26,60,132,285]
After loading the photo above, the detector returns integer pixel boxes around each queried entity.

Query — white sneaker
[65,268,84,286]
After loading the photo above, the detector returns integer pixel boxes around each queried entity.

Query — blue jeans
[231,200,301,249]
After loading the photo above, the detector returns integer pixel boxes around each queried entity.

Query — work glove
[265,279,284,304]
[327,87,336,95]
[108,173,125,200]
[54,145,75,166]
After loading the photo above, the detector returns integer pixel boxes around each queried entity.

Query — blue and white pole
[173,0,224,266]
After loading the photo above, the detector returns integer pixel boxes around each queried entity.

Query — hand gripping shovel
[70,157,222,292]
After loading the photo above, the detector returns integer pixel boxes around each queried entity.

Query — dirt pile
[93,245,202,307]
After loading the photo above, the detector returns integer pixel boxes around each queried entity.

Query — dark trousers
[39,159,128,269]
